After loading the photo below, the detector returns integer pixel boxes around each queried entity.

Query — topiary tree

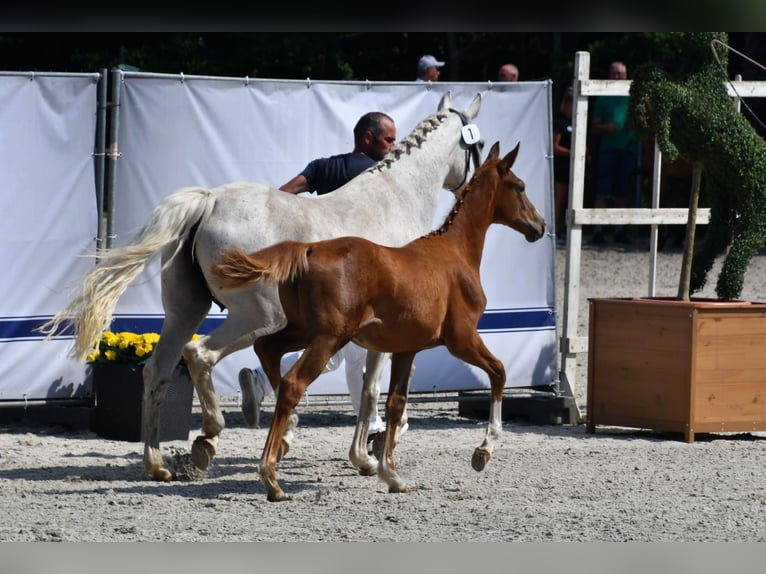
[628,32,766,301]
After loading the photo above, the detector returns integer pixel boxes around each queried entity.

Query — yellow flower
[143,332,160,345]
[87,330,199,367]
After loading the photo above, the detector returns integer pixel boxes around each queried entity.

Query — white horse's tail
[38,187,218,362]
[210,242,310,291]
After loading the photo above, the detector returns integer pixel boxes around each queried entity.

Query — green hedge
[628,32,766,301]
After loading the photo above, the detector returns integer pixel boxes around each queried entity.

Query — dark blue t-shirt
[301,152,377,195]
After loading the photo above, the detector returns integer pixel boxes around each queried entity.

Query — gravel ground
[2,239,766,542]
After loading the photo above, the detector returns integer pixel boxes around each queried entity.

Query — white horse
[40,91,483,482]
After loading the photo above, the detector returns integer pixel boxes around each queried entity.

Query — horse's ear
[487,141,501,161]
[438,91,452,111]
[465,93,482,120]
[501,142,521,169]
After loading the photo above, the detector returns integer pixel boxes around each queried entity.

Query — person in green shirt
[590,61,639,244]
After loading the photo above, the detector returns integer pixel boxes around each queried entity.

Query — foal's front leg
[448,332,506,472]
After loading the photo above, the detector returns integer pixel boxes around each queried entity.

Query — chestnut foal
[211,141,546,501]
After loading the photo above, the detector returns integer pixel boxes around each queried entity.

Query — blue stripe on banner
[477,308,556,333]
[1,308,555,342]
[0,317,74,341]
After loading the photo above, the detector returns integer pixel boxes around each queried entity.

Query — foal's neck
[424,169,496,266]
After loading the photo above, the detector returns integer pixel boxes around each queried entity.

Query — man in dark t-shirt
[279,111,396,195]
[297,153,377,195]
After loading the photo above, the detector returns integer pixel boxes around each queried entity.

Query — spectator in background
[590,61,638,245]
[553,87,574,245]
[497,63,519,82]
[416,54,445,82]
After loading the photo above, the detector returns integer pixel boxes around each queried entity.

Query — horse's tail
[211,242,310,291]
[37,187,218,362]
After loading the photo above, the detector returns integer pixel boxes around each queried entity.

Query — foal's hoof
[471,447,491,472]
[191,436,216,470]
[151,467,174,482]
[267,489,289,503]
[388,484,409,494]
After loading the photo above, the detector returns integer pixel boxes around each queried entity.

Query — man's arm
[279,174,309,194]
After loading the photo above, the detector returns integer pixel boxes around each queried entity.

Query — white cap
[418,54,445,74]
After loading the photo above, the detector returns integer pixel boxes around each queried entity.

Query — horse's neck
[367,116,460,216]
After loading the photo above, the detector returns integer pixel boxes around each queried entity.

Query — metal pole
[105,68,122,249]
[94,69,108,254]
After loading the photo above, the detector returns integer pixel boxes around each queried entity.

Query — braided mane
[425,163,485,238]
[371,110,451,173]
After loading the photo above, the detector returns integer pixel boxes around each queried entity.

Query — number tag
[461,124,481,145]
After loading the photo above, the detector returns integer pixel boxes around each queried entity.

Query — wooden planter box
[587,297,766,442]
[92,363,194,442]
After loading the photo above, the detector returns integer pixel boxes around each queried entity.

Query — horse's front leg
[377,352,416,494]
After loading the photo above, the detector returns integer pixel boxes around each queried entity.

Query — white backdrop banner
[0,73,100,400]
[110,74,558,396]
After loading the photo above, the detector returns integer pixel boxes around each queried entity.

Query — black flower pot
[92,363,194,442]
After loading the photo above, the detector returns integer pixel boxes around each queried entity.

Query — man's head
[609,61,627,80]
[417,54,445,81]
[497,63,519,82]
[354,112,397,161]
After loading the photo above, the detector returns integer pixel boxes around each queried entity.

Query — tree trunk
[678,162,703,301]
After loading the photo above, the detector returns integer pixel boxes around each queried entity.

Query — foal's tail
[211,242,310,291]
[37,187,217,362]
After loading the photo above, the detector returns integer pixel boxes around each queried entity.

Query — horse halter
[449,107,483,190]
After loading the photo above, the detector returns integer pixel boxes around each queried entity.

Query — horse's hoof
[471,448,490,472]
[371,434,385,460]
[191,436,216,470]
[358,464,378,477]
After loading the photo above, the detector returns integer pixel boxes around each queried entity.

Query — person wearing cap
[416,54,445,82]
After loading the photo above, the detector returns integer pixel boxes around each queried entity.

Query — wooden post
[558,51,589,421]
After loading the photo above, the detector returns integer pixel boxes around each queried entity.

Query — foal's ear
[487,141,501,161]
[501,142,521,169]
